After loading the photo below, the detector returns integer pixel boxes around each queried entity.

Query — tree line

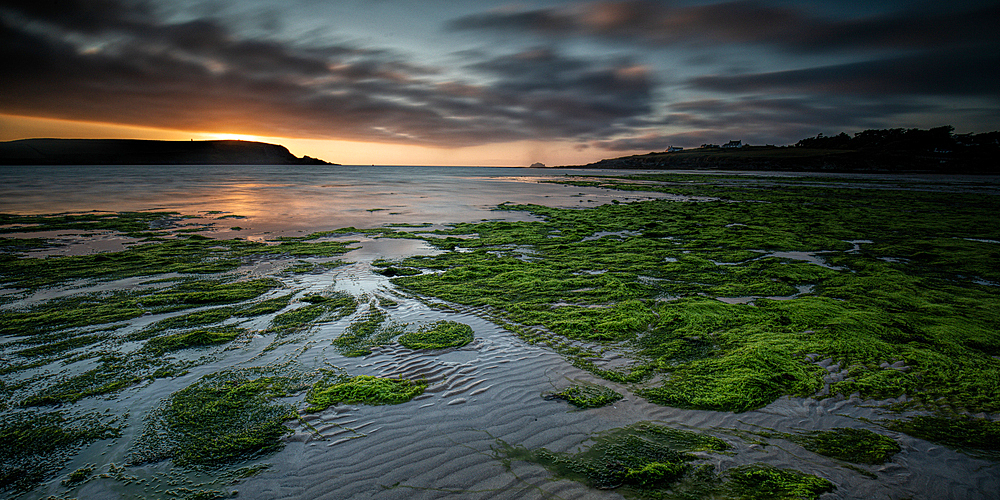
[794,126,1000,154]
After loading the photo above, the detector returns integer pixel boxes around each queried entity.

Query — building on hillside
[700,143,720,149]
[666,146,683,152]
[722,140,744,149]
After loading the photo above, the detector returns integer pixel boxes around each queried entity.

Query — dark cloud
[466,48,655,138]
[667,97,927,133]
[447,7,576,34]
[595,96,933,150]
[449,1,999,54]
[0,0,153,33]
[0,5,659,147]
[691,51,1000,97]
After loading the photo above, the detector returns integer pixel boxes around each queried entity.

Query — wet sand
[5,168,999,499]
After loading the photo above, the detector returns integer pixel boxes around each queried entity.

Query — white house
[722,140,743,149]
[666,146,683,152]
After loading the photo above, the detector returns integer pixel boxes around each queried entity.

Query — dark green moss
[332,308,405,356]
[497,422,729,496]
[13,332,107,358]
[792,428,900,465]
[140,278,281,311]
[1,293,145,337]
[239,294,293,316]
[544,383,623,409]
[265,292,356,342]
[61,464,95,486]
[884,416,1000,460]
[142,326,246,355]
[0,412,120,493]
[268,304,326,339]
[135,307,239,338]
[21,360,143,407]
[0,211,180,237]
[306,374,426,412]
[398,320,474,350]
[130,369,308,468]
[725,464,834,499]
[375,266,422,277]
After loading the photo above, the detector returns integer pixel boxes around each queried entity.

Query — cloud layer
[2,0,997,151]
[0,0,661,147]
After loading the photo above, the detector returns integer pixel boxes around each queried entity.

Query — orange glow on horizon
[203,133,274,142]
[0,113,615,166]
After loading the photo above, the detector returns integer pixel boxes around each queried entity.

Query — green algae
[139,278,282,311]
[3,278,280,341]
[0,218,356,292]
[496,422,736,498]
[133,308,240,340]
[269,304,329,335]
[791,428,900,465]
[388,176,1000,416]
[129,368,309,468]
[332,307,403,356]
[0,211,182,238]
[21,361,145,407]
[544,382,623,409]
[11,291,290,408]
[61,463,95,486]
[0,236,52,254]
[884,415,1000,460]
[725,464,834,499]
[142,326,246,355]
[398,320,474,350]
[374,265,422,277]
[0,411,120,493]
[267,292,357,339]
[239,294,293,316]
[305,374,426,412]
[1,238,238,290]
[2,293,145,337]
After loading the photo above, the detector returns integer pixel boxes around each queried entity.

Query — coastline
[558,146,999,174]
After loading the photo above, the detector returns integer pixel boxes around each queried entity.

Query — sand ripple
[238,293,999,500]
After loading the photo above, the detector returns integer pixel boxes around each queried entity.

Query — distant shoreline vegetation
[567,126,1000,174]
[0,138,335,166]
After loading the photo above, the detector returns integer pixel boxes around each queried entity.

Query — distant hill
[0,139,335,165]
[568,127,999,174]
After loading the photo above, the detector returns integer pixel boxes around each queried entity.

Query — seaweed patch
[398,320,474,350]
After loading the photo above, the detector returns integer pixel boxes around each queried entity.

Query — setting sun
[202,133,271,142]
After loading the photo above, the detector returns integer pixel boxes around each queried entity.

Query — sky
[1,0,997,166]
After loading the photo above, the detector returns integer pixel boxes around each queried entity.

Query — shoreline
[2,171,998,499]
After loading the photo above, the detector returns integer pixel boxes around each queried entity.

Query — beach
[2,166,998,499]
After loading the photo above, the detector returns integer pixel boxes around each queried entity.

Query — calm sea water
[0,165,671,237]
